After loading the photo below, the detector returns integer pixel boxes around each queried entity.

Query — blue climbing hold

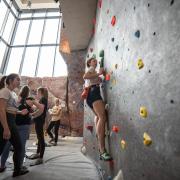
[135,30,140,38]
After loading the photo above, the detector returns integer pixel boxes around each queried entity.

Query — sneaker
[0,166,6,173]
[52,142,57,146]
[48,138,55,143]
[12,168,29,177]
[30,158,43,166]
[100,152,112,161]
[27,153,40,160]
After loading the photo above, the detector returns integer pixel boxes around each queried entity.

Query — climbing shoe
[100,152,112,161]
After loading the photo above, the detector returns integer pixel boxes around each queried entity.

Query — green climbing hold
[100,57,104,68]
[92,54,96,59]
[99,50,104,57]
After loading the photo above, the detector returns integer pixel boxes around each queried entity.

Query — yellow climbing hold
[137,59,144,69]
[143,132,152,146]
[112,79,116,85]
[140,106,148,118]
[121,140,126,149]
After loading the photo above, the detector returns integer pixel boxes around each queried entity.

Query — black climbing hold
[128,48,130,51]
[134,6,136,10]
[148,70,151,73]
[130,118,132,121]
[153,32,156,36]
[170,0,174,6]
[111,37,115,42]
[115,45,119,51]
[135,30,140,38]
[142,174,145,177]
[125,8,126,11]
[148,3,150,7]
[126,69,128,71]
[63,22,65,28]
[132,91,135,94]
[170,99,174,104]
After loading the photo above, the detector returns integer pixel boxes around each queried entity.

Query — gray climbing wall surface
[83,0,180,179]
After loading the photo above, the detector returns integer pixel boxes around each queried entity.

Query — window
[2,13,15,43]
[43,19,59,44]
[37,46,55,77]
[20,13,32,18]
[33,12,46,17]
[21,47,39,77]
[47,12,60,17]
[28,19,44,45]
[6,47,24,74]
[0,2,7,32]
[0,42,7,67]
[54,47,67,77]
[13,20,30,45]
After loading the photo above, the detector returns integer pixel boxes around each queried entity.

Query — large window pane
[6,47,24,74]
[0,42,7,67]
[33,12,46,17]
[0,2,8,33]
[37,46,55,77]
[21,47,39,77]
[13,20,30,45]
[47,12,60,17]
[3,13,15,43]
[28,19,44,44]
[43,19,59,44]
[20,13,32,18]
[54,47,67,77]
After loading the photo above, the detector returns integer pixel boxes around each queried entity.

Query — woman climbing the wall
[83,58,112,161]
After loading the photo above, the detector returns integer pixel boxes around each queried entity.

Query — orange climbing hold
[111,16,116,26]
[112,125,119,133]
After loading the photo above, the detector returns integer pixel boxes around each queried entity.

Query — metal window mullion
[18,15,33,75]
[52,17,61,77]
[0,10,20,74]
[3,0,17,19]
[35,10,47,76]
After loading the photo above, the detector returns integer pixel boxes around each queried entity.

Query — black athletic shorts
[86,84,102,109]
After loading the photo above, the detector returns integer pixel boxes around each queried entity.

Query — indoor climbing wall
[83,0,180,179]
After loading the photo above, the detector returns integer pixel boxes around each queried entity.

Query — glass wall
[0,0,67,77]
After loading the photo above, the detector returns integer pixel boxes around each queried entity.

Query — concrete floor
[0,135,100,180]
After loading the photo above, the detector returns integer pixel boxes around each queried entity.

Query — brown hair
[6,73,19,85]
[86,58,94,68]
[19,85,30,99]
[38,87,48,100]
[0,76,7,89]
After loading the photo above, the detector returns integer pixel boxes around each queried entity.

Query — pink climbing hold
[98,0,102,8]
[111,16,116,26]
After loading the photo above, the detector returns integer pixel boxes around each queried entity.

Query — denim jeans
[1,125,30,168]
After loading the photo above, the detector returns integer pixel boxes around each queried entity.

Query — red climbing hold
[112,125,119,133]
[111,16,116,26]
[85,125,93,133]
[92,18,96,25]
[105,74,110,81]
[90,48,93,52]
[98,0,102,8]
